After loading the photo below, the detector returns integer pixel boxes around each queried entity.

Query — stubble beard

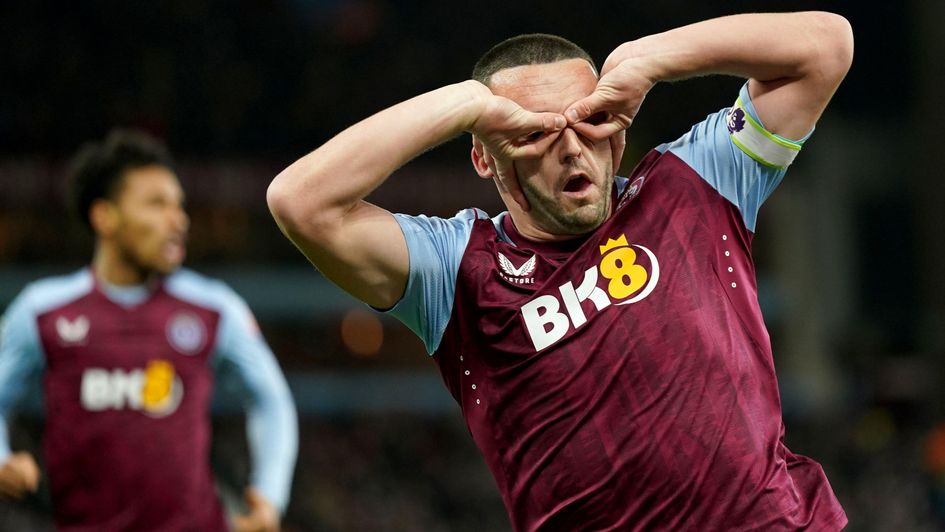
[520,175,614,237]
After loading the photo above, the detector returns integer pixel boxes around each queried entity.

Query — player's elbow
[266,173,299,231]
[267,168,334,240]
[805,12,854,87]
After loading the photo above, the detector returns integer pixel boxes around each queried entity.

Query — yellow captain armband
[726,97,802,169]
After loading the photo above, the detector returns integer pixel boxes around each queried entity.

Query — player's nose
[558,127,583,163]
[168,205,189,234]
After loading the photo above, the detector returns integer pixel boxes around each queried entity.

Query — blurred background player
[0,130,297,532]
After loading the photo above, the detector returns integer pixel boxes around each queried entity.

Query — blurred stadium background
[1,1,943,530]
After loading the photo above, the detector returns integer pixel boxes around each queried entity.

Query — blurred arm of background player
[564,11,854,147]
[267,80,566,308]
[0,289,44,501]
[213,285,298,532]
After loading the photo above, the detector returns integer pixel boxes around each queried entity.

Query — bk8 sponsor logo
[521,234,660,351]
[80,360,183,417]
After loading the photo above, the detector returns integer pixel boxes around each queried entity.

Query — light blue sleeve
[0,289,45,461]
[213,285,298,514]
[662,82,812,232]
[386,209,479,354]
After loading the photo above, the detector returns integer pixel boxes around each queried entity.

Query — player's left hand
[563,49,655,142]
[232,487,280,532]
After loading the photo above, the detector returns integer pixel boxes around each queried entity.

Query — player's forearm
[0,415,12,462]
[235,343,298,513]
[268,81,488,234]
[615,12,853,88]
[246,395,297,513]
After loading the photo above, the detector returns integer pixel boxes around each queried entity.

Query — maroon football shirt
[386,88,845,530]
[431,148,845,530]
[35,275,227,531]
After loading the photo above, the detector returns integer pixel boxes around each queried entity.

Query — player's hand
[610,129,627,176]
[469,88,566,211]
[0,452,40,499]
[232,487,280,532]
[564,52,655,142]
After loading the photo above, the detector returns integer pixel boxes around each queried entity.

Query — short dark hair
[472,33,596,86]
[67,129,174,231]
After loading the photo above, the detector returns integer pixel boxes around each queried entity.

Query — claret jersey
[0,268,297,532]
[387,84,846,531]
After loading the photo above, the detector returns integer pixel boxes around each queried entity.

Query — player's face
[110,165,189,276]
[489,59,614,236]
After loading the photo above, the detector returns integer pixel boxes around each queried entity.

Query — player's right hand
[0,452,40,499]
[467,85,566,211]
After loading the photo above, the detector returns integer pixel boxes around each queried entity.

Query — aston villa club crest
[617,175,646,210]
[497,252,537,285]
[166,312,206,355]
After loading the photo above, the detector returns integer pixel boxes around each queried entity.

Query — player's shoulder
[13,268,93,316]
[458,207,489,221]
[164,268,246,313]
[392,208,487,253]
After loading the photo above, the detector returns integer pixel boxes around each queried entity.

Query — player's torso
[437,150,792,531]
[35,278,226,531]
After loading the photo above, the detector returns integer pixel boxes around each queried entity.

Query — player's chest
[37,299,219,370]
[460,172,745,354]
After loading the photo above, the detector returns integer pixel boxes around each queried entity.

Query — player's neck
[92,243,157,287]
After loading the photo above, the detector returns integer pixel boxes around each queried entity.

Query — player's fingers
[233,513,271,532]
[243,487,279,532]
[564,91,612,125]
[506,129,562,159]
[482,151,502,186]
[13,454,40,492]
[570,119,629,142]
[523,111,566,134]
[494,158,529,212]
[483,144,530,212]
[490,102,564,135]
[502,106,564,132]
[0,469,26,499]
[21,465,38,492]
[231,514,254,532]
[610,129,627,175]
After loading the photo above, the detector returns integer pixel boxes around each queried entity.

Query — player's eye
[585,111,609,126]
[521,131,545,143]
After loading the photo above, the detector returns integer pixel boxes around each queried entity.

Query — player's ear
[89,199,120,237]
[470,136,493,179]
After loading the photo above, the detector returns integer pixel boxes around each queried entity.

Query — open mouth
[162,238,186,263]
[563,174,592,194]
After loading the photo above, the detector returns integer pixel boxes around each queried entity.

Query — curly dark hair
[472,33,596,87]
[67,129,174,231]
